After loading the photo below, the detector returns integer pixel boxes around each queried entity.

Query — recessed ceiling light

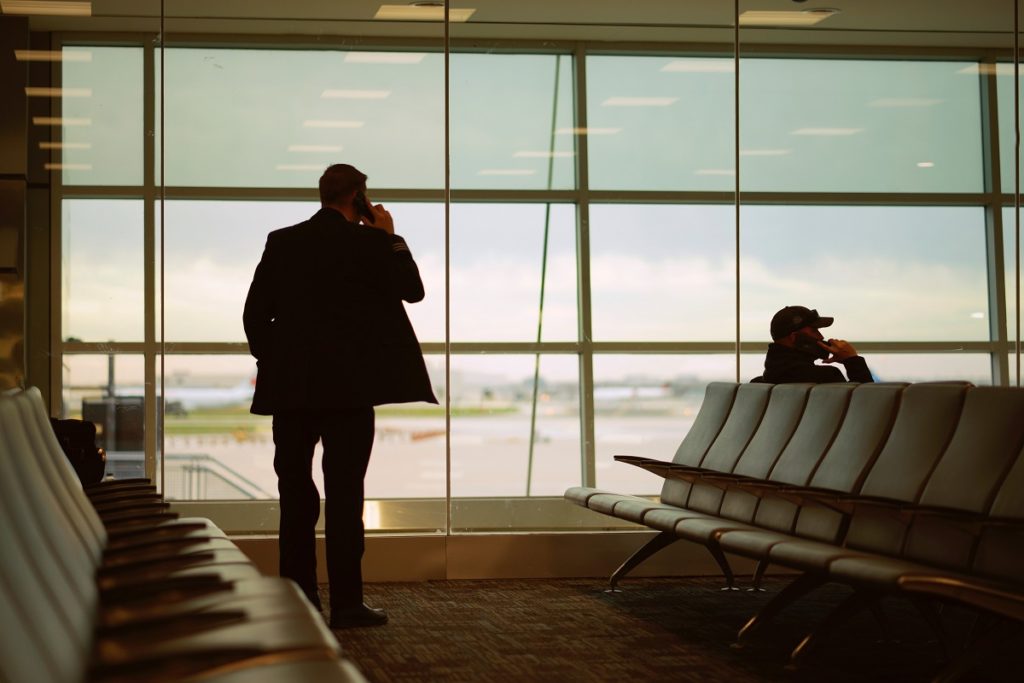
[374,4,475,22]
[25,87,92,98]
[321,89,391,99]
[602,97,678,107]
[478,169,536,176]
[958,64,1015,77]
[44,162,92,170]
[695,169,735,176]
[741,148,794,156]
[869,98,943,107]
[40,141,91,149]
[33,116,91,126]
[288,144,343,153]
[344,52,426,64]
[513,151,574,158]
[661,60,733,74]
[303,120,365,128]
[1,1,91,16]
[740,149,791,157]
[555,127,621,135]
[916,162,935,168]
[739,9,839,27]
[791,127,863,136]
[14,49,91,62]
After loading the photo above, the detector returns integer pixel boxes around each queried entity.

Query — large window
[53,36,1021,533]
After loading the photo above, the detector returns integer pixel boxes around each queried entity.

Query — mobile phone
[794,333,830,360]
[353,190,375,223]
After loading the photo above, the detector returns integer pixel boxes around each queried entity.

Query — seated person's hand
[820,338,859,363]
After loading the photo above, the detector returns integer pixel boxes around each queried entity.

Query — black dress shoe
[330,603,388,629]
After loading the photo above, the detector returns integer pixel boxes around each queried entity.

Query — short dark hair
[319,164,367,206]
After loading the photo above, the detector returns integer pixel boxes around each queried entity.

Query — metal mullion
[448,342,581,354]
[57,185,146,198]
[48,32,63,415]
[62,342,149,354]
[573,42,596,489]
[981,56,1010,386]
[143,37,157,486]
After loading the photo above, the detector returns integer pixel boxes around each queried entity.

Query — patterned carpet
[320,577,1015,683]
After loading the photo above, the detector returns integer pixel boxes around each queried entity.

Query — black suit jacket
[243,207,437,415]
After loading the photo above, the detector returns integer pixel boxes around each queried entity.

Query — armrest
[103,511,180,530]
[93,495,166,514]
[86,477,152,490]
[106,521,209,544]
[89,486,160,504]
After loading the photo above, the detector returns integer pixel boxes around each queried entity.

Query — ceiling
[0,0,1018,49]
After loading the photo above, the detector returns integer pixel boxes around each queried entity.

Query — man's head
[770,306,834,357]
[319,164,367,208]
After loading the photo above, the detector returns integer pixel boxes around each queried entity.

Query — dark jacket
[757,343,874,384]
[243,207,437,414]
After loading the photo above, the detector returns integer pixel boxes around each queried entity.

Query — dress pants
[273,407,375,609]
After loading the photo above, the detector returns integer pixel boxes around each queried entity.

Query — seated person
[754,305,874,384]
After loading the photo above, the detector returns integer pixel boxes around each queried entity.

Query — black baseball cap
[770,306,834,341]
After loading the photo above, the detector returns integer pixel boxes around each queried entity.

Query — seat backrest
[16,388,108,560]
[900,387,1024,572]
[752,383,856,533]
[843,383,968,556]
[717,383,812,523]
[792,383,905,543]
[972,447,1024,585]
[0,394,95,682]
[682,383,773,514]
[661,382,738,507]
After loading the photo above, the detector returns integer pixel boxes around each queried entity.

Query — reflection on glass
[587,55,734,191]
[162,48,444,188]
[450,355,580,497]
[62,354,146,479]
[739,206,989,342]
[59,46,143,185]
[590,204,734,341]
[62,199,144,342]
[451,203,577,342]
[593,355,735,495]
[740,59,983,193]
[1004,207,1022,355]
[451,54,575,190]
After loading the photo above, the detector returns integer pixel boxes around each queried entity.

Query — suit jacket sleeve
[243,235,276,360]
[386,234,425,303]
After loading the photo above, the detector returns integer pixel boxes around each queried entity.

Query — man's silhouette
[244,163,436,628]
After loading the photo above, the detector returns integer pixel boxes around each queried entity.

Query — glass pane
[739,59,983,193]
[163,200,443,343]
[61,354,146,479]
[62,199,144,342]
[594,355,736,495]
[58,46,143,186]
[590,204,734,341]
[161,355,270,500]
[996,64,1020,194]
[450,354,581,498]
[162,48,445,188]
[586,55,735,191]
[451,54,575,190]
[739,206,989,342]
[451,203,577,342]
[1005,207,1021,353]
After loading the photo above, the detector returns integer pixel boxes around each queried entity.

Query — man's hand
[820,338,859,363]
[366,203,394,235]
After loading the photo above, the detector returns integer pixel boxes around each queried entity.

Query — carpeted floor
[319,577,1014,683]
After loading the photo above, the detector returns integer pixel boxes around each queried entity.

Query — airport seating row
[566,381,1024,682]
[0,386,366,683]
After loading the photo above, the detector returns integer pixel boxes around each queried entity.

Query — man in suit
[243,163,437,628]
